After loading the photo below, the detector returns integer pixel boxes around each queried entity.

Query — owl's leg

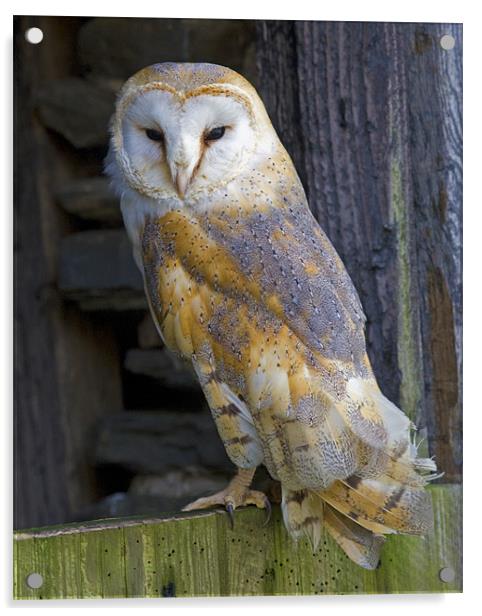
[182,467,270,527]
[185,359,269,525]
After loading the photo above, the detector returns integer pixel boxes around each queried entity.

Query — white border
[3,0,466,22]
[2,1,478,614]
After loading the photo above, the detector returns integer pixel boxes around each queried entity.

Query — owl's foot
[182,468,271,528]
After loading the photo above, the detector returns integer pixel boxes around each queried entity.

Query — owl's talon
[182,468,270,526]
[225,502,235,529]
[263,498,272,526]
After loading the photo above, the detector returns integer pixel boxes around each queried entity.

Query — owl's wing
[205,201,368,366]
[197,202,437,536]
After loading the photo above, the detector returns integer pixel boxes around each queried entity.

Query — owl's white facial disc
[117,86,259,201]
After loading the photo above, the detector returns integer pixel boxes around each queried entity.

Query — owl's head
[107,62,276,201]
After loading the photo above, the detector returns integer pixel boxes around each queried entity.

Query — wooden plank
[14,484,461,598]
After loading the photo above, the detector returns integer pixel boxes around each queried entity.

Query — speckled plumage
[107,62,438,569]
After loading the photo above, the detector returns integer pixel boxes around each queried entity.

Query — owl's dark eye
[145,128,164,142]
[205,126,226,141]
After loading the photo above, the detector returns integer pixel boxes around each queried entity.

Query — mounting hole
[26,572,43,589]
[439,566,455,583]
[440,34,455,51]
[25,27,44,45]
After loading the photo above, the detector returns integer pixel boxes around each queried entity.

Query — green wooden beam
[13,484,461,598]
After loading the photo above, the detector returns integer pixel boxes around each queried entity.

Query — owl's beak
[172,163,192,199]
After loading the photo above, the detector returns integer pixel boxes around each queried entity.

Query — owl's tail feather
[323,504,385,570]
[282,471,434,568]
[281,488,324,550]
[281,486,385,569]
[318,474,435,537]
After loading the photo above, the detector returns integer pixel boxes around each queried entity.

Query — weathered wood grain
[13,484,461,598]
[256,21,462,480]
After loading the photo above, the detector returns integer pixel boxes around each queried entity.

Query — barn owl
[106,62,438,569]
